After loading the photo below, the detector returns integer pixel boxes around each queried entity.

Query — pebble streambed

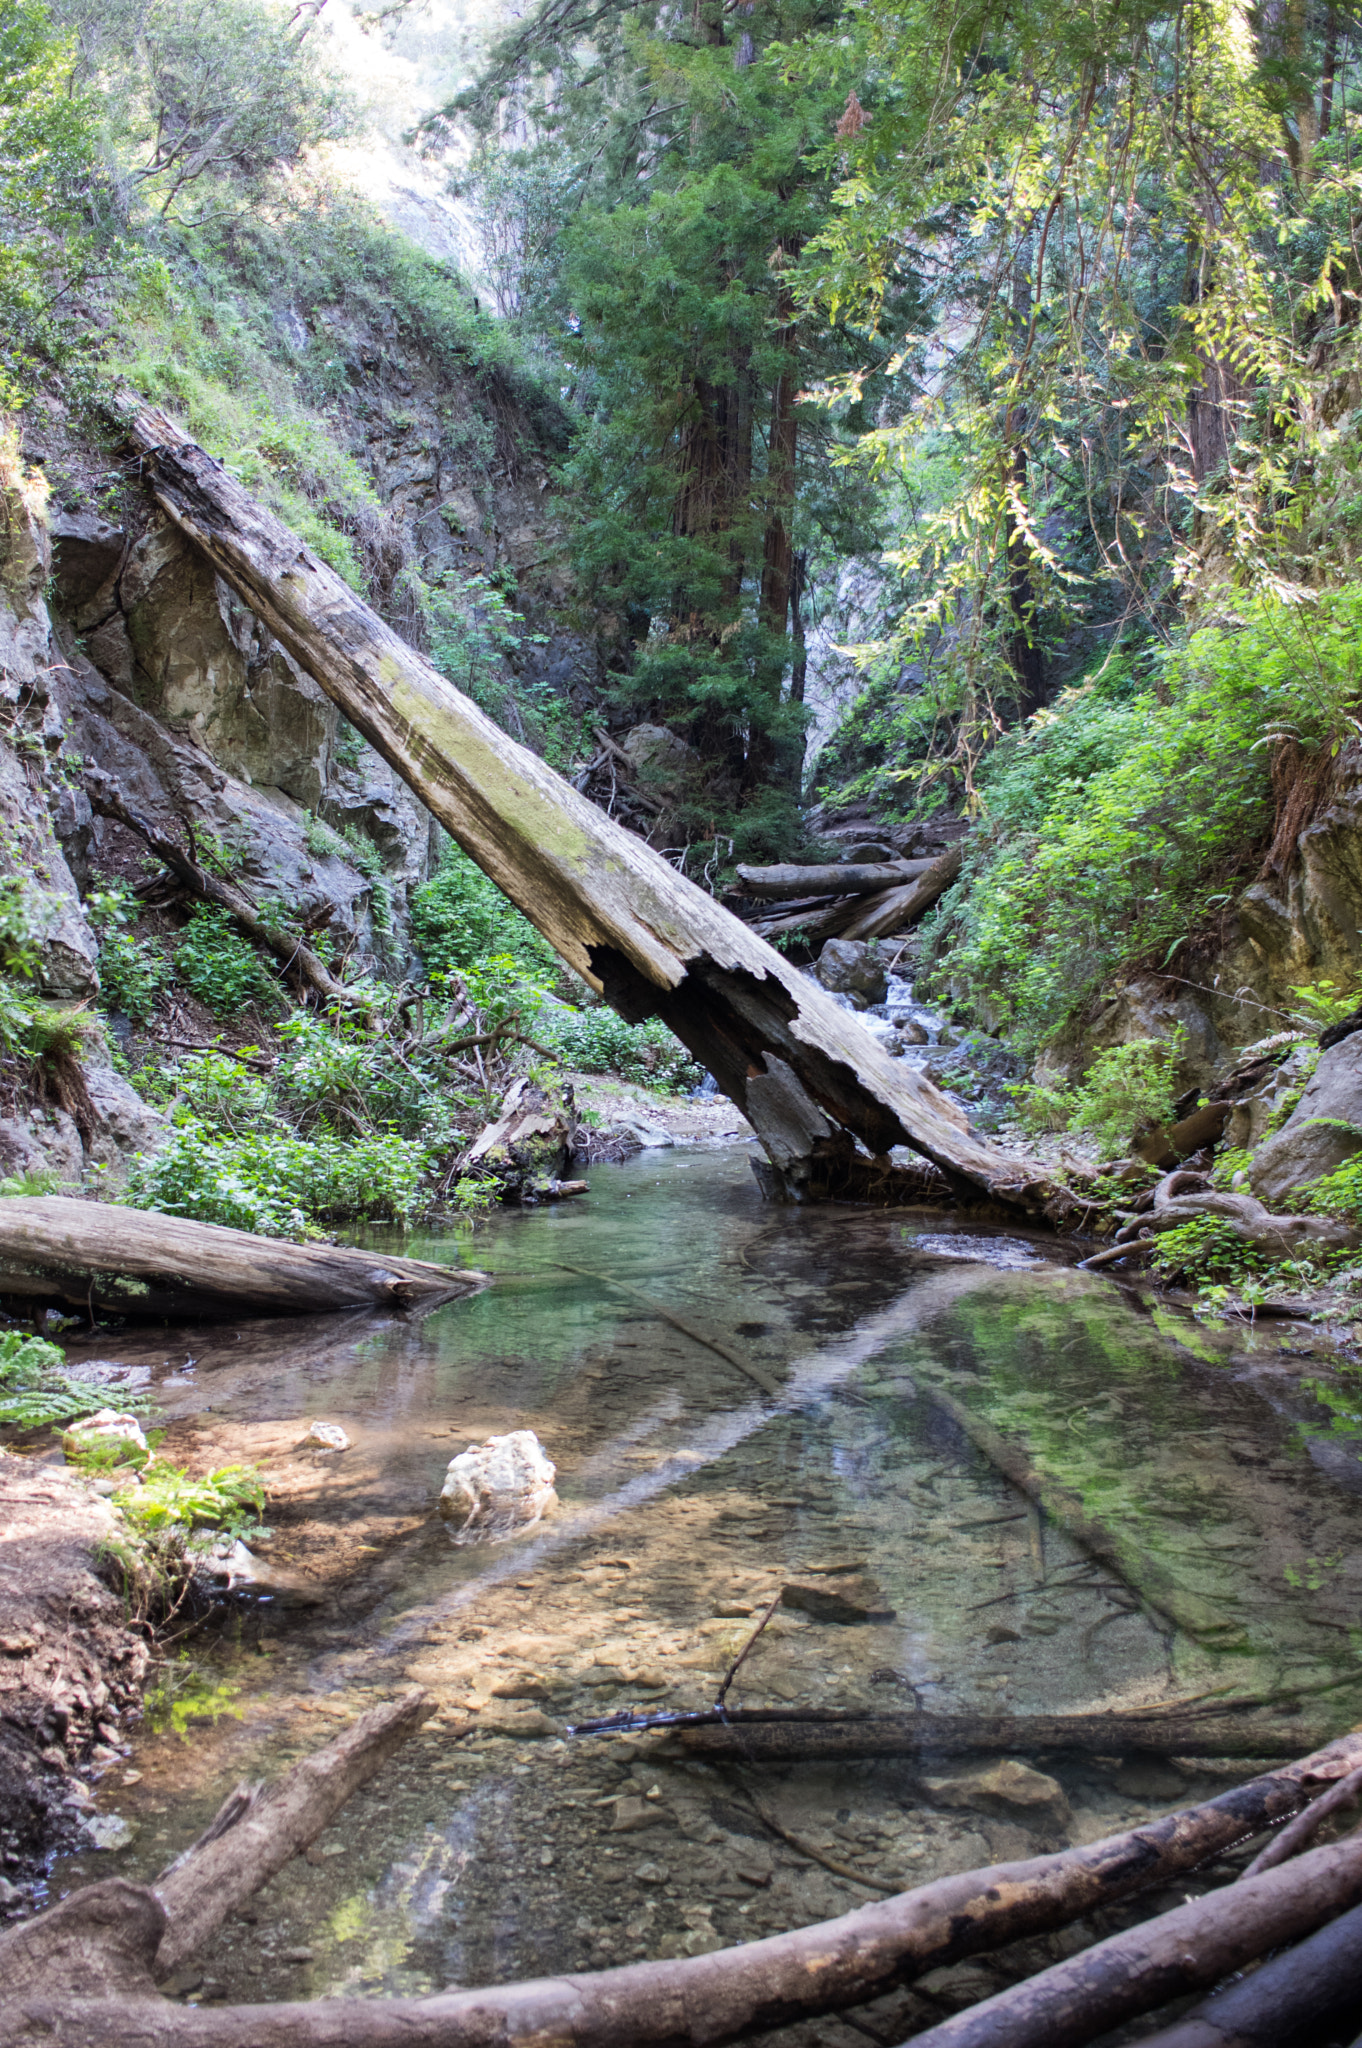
[48,1142,1362,2041]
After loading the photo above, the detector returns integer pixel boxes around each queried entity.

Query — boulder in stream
[814,939,887,1009]
[61,1409,148,1467]
[922,1758,1071,1834]
[439,1429,557,1542]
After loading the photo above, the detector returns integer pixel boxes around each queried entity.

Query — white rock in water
[62,1410,148,1465]
[300,1421,349,1452]
[439,1429,557,1542]
[83,1813,139,1851]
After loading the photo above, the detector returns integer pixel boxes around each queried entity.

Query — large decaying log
[121,399,1065,1217]
[908,1825,1362,2048]
[837,845,965,943]
[0,1197,482,1318]
[5,1729,1362,2045]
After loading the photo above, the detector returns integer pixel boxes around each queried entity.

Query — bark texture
[4,1733,1362,2046]
[907,1825,1362,2048]
[0,1197,481,1318]
[120,400,1065,1217]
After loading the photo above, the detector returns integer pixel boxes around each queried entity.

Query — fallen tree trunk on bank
[5,1731,1362,2045]
[119,398,1065,1218]
[0,1197,482,1318]
[838,845,965,942]
[735,859,934,900]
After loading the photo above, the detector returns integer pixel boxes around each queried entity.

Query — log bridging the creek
[0,1197,483,1319]
[121,398,1067,1218]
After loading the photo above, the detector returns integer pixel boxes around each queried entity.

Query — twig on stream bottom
[547,1261,779,1394]
[723,1773,897,1894]
[715,1591,783,1708]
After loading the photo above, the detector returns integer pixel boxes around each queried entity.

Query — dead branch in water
[5,1728,1362,2044]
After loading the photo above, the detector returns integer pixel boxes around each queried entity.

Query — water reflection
[47,1145,1362,2027]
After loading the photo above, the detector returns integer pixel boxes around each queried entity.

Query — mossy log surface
[121,399,1067,1218]
[0,1197,483,1319]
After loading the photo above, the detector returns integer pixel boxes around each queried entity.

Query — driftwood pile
[5,1695,1362,2044]
[733,843,965,949]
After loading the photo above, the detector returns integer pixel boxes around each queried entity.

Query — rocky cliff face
[0,291,583,1185]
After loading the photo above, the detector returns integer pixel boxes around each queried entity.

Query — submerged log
[906,1825,1362,2048]
[735,859,933,900]
[0,1197,482,1318]
[120,398,1067,1219]
[651,1705,1323,1763]
[4,1731,1362,2045]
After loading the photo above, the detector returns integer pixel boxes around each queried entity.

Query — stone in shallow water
[439,1429,557,1541]
[780,1576,895,1624]
[922,1758,1071,1834]
[299,1421,349,1452]
[62,1409,148,1465]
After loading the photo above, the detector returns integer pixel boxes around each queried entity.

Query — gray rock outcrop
[1250,1034,1362,1204]
[815,938,887,1009]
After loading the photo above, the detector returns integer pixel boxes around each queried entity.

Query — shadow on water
[48,1144,1362,2027]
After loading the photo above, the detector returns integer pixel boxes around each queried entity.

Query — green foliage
[88,883,171,1023]
[412,845,558,980]
[925,593,1362,1050]
[534,1005,702,1092]
[173,904,280,1018]
[0,1330,151,1431]
[122,1116,429,1237]
[1011,1035,1183,1157]
[1305,1150,1362,1223]
[1287,980,1360,1028]
[112,1460,266,1540]
[0,0,102,398]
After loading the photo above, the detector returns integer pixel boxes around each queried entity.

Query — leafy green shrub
[1010,1035,1182,1156]
[174,904,280,1017]
[0,1330,151,1430]
[121,1118,429,1236]
[412,846,558,979]
[87,884,172,1022]
[175,1050,276,1134]
[111,1461,266,1542]
[924,590,1362,1050]
[536,1005,702,1091]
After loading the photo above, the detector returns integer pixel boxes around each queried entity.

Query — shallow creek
[49,1144,1362,2036]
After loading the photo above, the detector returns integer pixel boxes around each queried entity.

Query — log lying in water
[119,397,1068,1219]
[1135,1895,1362,2047]
[0,1197,483,1318]
[3,1730,1362,2045]
[838,844,965,942]
[637,1705,1326,1763]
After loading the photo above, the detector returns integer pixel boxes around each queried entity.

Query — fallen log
[119,398,1067,1219]
[614,1705,1329,1763]
[736,859,934,900]
[0,1689,432,2003]
[837,846,965,942]
[1241,1759,1362,1877]
[1134,1895,1362,2047]
[4,1731,1362,2045]
[0,1197,482,1318]
[905,1823,1362,2048]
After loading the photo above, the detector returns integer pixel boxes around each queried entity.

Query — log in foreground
[0,1197,483,1318]
[906,1824,1362,2048]
[1134,1897,1362,2047]
[121,399,1066,1218]
[4,1731,1362,2046]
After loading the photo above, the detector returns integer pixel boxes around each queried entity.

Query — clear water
[50,1145,1362,2032]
